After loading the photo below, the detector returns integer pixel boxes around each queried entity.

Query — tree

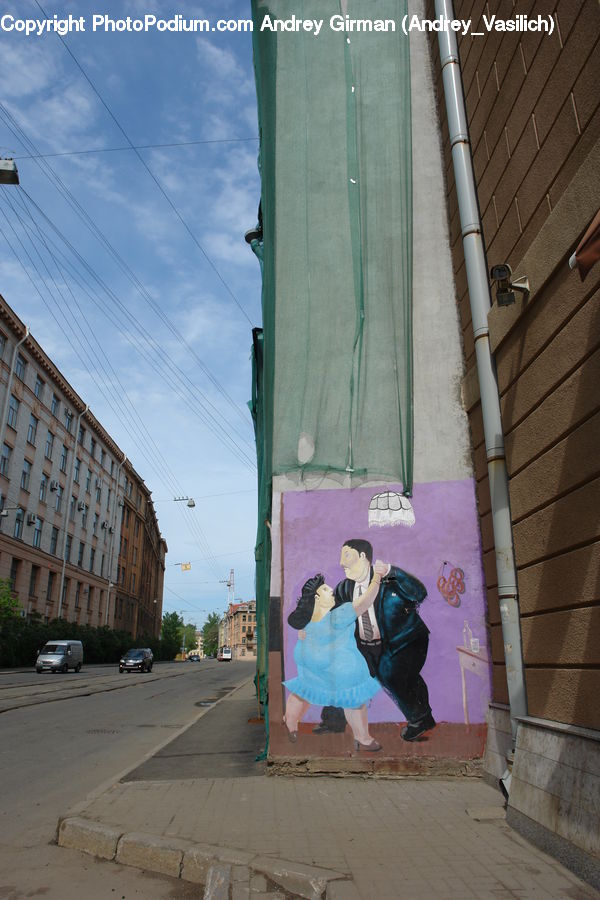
[161,611,182,659]
[0,578,21,623]
[182,622,197,654]
[202,612,221,657]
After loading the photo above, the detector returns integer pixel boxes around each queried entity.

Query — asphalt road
[0,659,256,899]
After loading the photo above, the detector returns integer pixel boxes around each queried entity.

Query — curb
[57,816,354,899]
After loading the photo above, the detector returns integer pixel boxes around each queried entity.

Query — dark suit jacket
[334,566,428,657]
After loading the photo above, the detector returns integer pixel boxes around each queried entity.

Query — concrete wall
[266,0,488,771]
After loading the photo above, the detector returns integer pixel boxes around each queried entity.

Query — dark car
[119,648,153,673]
[187,654,201,661]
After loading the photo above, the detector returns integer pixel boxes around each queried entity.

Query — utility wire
[15,137,258,159]
[0,102,253,433]
[32,0,255,327]
[0,197,224,576]
[8,183,256,469]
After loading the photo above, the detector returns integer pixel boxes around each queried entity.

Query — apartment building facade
[219,600,257,660]
[0,294,166,636]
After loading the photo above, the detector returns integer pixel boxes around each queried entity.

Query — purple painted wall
[281,480,490,725]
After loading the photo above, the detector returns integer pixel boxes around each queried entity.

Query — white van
[36,640,83,673]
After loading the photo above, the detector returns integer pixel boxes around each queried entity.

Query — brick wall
[428,0,600,727]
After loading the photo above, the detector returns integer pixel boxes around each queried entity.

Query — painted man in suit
[316,538,435,741]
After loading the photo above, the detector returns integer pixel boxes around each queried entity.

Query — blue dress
[283,603,380,708]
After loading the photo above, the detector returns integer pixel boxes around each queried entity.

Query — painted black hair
[287,573,325,630]
[342,538,373,562]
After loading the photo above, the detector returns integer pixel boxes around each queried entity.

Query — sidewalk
[57,679,597,899]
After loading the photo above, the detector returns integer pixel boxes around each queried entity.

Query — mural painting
[270,481,491,765]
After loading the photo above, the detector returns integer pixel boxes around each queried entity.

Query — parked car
[36,640,83,674]
[119,648,153,673]
[187,654,201,661]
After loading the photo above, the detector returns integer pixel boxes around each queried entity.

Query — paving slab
[57,679,599,899]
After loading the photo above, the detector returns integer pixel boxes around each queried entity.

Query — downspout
[434,0,527,749]
[57,404,89,619]
[0,325,30,454]
[105,453,126,626]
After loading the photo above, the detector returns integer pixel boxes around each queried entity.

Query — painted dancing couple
[283,539,436,750]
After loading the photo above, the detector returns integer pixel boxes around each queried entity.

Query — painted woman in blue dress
[283,572,382,751]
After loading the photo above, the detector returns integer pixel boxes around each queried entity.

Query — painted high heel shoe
[283,719,298,742]
[354,739,382,752]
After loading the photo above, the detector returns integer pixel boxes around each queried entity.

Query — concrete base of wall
[483,703,512,786]
[507,717,600,891]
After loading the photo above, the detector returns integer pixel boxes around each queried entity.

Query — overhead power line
[14,137,259,160]
[32,0,255,327]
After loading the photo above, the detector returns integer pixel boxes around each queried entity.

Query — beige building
[220,600,256,660]
[0,295,166,636]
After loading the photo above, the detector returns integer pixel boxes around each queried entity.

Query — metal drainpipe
[0,326,30,456]
[435,0,527,743]
[57,404,89,619]
[105,453,126,626]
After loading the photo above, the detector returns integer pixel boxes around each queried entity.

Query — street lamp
[0,159,19,185]
[174,496,195,508]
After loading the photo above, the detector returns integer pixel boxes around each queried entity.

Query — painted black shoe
[401,714,436,742]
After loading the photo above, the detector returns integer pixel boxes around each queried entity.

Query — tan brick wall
[427,0,600,727]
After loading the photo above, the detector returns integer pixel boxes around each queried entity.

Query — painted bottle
[463,620,472,649]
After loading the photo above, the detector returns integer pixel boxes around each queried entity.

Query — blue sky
[0,1,262,628]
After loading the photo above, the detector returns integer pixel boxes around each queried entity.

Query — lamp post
[57,404,89,619]
[174,496,195,508]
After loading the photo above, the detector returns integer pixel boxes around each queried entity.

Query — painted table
[456,645,489,725]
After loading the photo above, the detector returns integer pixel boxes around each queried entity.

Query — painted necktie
[359,586,373,640]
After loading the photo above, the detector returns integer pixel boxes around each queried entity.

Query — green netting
[251,0,413,490]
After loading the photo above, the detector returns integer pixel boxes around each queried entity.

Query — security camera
[490,263,530,307]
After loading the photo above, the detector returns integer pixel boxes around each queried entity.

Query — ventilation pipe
[434,0,527,756]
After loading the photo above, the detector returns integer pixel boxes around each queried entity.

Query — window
[15,353,26,381]
[131,572,136,592]
[45,430,54,460]
[90,437,96,459]
[134,518,140,538]
[34,375,44,400]
[0,443,11,477]
[75,582,81,609]
[78,425,85,445]
[89,548,95,573]
[77,541,84,566]
[86,469,91,492]
[47,570,55,602]
[51,393,60,416]
[87,586,93,612]
[242,625,246,632]
[27,414,38,445]
[39,473,48,503]
[74,457,81,484]
[64,409,73,433]
[110,460,114,477]
[95,481,101,504]
[125,507,130,526]
[242,614,247,622]
[100,449,106,468]
[33,517,42,548]
[20,459,32,491]
[65,534,72,562]
[9,557,20,592]
[100,553,105,577]
[60,444,68,473]
[7,395,19,429]
[29,565,39,597]
[81,504,88,528]
[50,526,59,555]
[55,485,63,513]
[13,507,24,539]
[120,566,125,585]
[106,487,111,511]
[69,494,77,521]
[0,332,5,359]
[132,546,137,565]
[61,578,69,609]
[93,512,99,535]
